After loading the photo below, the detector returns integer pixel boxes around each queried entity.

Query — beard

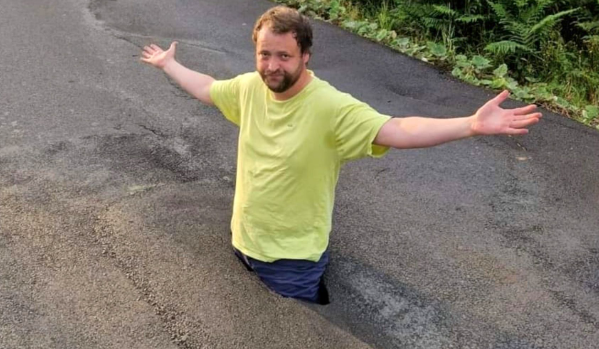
[259,63,303,93]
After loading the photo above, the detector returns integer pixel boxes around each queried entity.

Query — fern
[422,17,447,29]
[432,4,456,16]
[487,1,508,24]
[514,0,529,8]
[578,20,599,33]
[456,14,486,23]
[484,0,579,65]
[485,40,535,54]
[529,8,580,35]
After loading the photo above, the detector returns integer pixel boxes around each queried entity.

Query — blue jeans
[234,248,330,305]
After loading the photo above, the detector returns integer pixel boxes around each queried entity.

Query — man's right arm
[141,42,215,106]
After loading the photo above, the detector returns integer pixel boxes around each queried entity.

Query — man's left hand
[471,90,542,136]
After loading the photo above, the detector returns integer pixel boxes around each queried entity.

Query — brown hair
[252,6,313,55]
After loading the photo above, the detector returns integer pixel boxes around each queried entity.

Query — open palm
[472,90,542,136]
[140,42,177,69]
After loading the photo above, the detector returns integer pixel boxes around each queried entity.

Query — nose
[267,58,280,72]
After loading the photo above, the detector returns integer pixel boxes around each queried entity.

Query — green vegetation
[275,0,599,129]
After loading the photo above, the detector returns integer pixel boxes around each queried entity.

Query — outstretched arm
[140,42,215,106]
[373,90,541,149]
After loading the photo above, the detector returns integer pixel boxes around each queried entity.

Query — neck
[272,69,312,101]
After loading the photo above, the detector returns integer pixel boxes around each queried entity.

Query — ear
[302,52,310,65]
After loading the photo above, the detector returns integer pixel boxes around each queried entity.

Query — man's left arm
[373,90,542,149]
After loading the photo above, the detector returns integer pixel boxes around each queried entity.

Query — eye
[280,54,290,60]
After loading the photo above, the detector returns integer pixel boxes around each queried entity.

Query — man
[141,6,541,305]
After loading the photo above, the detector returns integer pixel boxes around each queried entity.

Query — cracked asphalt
[1,0,598,348]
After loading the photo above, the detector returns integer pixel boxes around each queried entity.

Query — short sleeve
[209,76,242,126]
[334,98,391,162]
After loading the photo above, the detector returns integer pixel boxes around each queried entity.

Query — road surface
[1,0,598,348]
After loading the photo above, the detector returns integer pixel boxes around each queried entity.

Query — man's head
[252,6,313,94]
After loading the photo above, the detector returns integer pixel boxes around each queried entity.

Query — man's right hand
[139,41,215,105]
[141,42,177,70]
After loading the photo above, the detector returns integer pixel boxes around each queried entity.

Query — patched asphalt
[1,0,598,348]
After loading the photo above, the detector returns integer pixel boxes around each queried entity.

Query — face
[255,26,310,93]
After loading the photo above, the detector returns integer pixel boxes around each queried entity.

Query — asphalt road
[1,0,598,348]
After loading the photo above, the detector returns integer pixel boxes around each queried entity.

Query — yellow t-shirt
[210,71,390,262]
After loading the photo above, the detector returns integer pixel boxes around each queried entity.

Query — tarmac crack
[85,1,229,56]
[138,123,168,138]
[113,32,228,56]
